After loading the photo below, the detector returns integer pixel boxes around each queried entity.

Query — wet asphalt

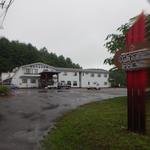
[0,88,127,150]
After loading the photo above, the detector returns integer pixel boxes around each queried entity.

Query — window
[74,72,77,76]
[63,72,67,76]
[25,68,30,74]
[91,73,94,77]
[88,82,90,85]
[34,69,38,74]
[85,72,88,75]
[31,79,36,83]
[61,81,65,85]
[104,74,107,78]
[22,79,27,83]
[97,74,101,77]
[104,82,107,85]
[73,81,77,86]
[67,81,71,86]
[82,73,84,76]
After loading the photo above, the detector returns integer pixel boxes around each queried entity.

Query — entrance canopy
[39,70,60,75]
[39,70,60,88]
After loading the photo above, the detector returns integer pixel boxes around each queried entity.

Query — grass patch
[0,85,10,96]
[41,97,150,150]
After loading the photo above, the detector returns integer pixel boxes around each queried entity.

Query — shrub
[0,85,10,96]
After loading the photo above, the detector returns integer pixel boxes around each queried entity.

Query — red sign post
[126,13,147,134]
[115,13,149,134]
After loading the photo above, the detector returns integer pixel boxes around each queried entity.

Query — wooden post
[126,13,147,134]
[114,13,149,134]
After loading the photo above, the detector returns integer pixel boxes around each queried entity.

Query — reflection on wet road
[0,88,127,150]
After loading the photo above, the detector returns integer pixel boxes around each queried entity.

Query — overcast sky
[0,0,150,70]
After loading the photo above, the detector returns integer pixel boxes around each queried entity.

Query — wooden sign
[114,12,148,134]
[115,48,150,71]
[114,43,148,134]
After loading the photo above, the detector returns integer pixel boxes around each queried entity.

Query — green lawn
[41,97,150,150]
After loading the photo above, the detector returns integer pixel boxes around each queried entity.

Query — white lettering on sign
[119,48,150,63]
[118,48,150,70]
[122,60,150,70]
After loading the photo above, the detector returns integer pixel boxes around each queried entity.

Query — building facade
[1,62,110,88]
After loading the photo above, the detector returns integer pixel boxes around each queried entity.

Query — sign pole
[126,13,147,134]
[114,12,149,134]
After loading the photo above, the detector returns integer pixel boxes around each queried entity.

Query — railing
[24,73,39,75]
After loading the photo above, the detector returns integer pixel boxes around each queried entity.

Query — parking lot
[0,88,127,150]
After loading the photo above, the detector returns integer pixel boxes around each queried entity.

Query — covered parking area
[39,70,60,88]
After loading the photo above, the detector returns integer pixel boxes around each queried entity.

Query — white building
[1,62,110,88]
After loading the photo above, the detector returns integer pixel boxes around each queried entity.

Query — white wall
[9,63,110,88]
[59,72,80,87]
[11,63,58,88]
[1,72,14,81]
[12,66,43,88]
[81,72,109,88]
[58,71,109,88]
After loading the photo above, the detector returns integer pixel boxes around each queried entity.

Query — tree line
[0,37,81,74]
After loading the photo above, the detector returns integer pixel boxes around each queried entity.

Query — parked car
[57,82,71,89]
[47,85,57,89]
[87,82,101,90]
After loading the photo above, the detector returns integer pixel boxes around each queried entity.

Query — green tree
[66,58,73,68]
[58,55,66,67]
[109,68,127,87]
[0,37,81,74]
[104,23,130,65]
[104,20,131,87]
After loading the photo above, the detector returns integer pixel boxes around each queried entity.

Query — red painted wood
[126,13,147,133]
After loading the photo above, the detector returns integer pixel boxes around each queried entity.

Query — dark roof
[17,62,108,74]
[39,70,60,75]
[55,67,108,73]
[83,69,109,73]
[55,67,82,72]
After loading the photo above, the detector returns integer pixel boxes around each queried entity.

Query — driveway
[0,88,127,150]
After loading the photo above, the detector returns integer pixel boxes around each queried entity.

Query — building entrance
[39,70,59,88]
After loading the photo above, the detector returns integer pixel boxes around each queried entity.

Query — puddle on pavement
[38,90,48,93]
[26,128,34,132]
[20,112,45,121]
[20,112,35,119]
[0,114,5,122]
[41,104,59,110]
[29,114,45,121]
[57,90,69,92]
[63,104,70,107]
[39,125,50,131]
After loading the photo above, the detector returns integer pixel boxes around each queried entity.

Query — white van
[87,82,101,90]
